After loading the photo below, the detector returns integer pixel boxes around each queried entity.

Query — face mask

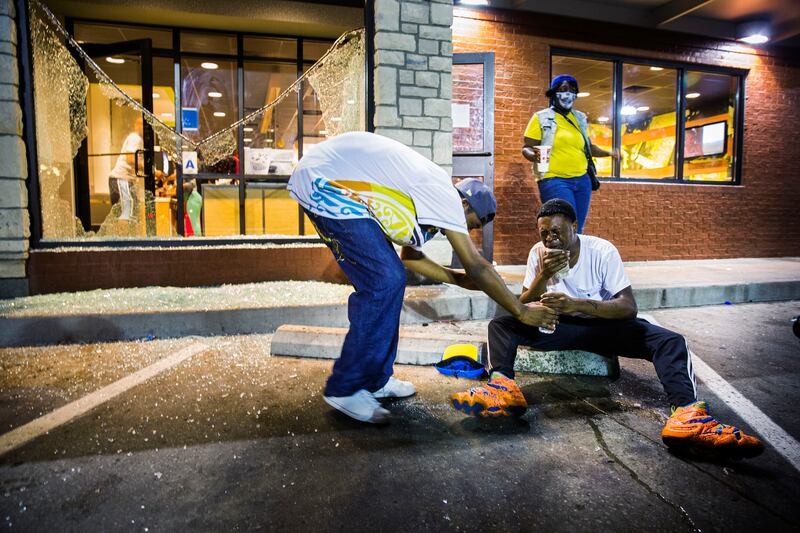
[555,91,577,110]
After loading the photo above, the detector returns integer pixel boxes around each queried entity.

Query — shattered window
[29,0,364,242]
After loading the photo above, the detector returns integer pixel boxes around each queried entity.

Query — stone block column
[0,0,30,298]
[373,0,453,174]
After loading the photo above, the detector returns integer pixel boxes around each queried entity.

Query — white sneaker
[372,377,416,399]
[323,389,390,423]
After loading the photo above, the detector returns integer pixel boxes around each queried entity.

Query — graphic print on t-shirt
[307,177,425,247]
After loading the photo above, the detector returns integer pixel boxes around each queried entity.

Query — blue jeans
[537,173,592,233]
[305,211,407,397]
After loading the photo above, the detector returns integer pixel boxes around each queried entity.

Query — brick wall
[28,245,348,294]
[452,7,800,264]
[0,0,30,297]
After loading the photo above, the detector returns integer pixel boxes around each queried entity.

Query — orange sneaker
[450,373,527,417]
[661,401,764,459]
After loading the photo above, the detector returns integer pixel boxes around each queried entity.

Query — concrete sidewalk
[1,257,798,347]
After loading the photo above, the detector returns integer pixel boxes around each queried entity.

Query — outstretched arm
[444,229,557,329]
[400,246,478,290]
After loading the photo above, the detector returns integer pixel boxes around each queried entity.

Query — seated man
[451,199,764,459]
[289,132,556,424]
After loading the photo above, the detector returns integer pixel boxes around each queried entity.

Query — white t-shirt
[109,132,143,180]
[523,234,631,315]
[288,132,468,249]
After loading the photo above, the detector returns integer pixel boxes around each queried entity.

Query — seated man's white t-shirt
[288,131,468,250]
[523,234,631,317]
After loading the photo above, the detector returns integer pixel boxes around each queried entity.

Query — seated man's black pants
[486,315,697,408]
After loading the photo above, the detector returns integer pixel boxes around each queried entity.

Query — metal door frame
[452,52,495,262]
[75,39,155,232]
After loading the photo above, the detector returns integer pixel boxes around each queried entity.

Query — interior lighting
[105,57,125,64]
[636,106,650,111]
[208,91,223,98]
[213,111,226,117]
[160,112,173,118]
[152,92,160,99]
[577,92,590,97]
[686,92,701,99]
[201,62,219,70]
[319,130,328,135]
[330,117,342,122]
[243,127,254,132]
[243,138,252,143]
[621,106,637,116]
[458,0,489,4]
[649,66,663,71]
[346,99,356,105]
[597,116,609,123]
[265,139,274,143]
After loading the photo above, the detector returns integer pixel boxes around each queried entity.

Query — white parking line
[0,341,209,457]
[643,314,800,472]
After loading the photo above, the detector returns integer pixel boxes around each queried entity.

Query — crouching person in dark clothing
[451,199,764,460]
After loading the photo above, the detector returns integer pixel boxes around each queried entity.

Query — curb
[1,280,799,347]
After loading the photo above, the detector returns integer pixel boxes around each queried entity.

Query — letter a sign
[182,151,198,175]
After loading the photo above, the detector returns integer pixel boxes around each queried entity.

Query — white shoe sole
[372,389,416,399]
[323,395,390,424]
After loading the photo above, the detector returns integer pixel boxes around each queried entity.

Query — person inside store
[522,75,611,234]
[108,116,145,222]
[450,198,764,460]
[288,131,558,424]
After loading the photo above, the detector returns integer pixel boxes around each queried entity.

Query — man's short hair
[537,199,576,223]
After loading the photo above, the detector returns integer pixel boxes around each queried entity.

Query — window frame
[23,14,352,247]
[550,48,746,186]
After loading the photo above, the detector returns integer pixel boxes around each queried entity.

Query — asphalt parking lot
[1,300,798,532]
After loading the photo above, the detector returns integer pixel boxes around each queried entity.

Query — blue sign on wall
[182,108,199,131]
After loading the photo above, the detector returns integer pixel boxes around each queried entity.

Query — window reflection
[683,71,736,182]
[181,57,238,174]
[620,64,677,179]
[243,62,298,175]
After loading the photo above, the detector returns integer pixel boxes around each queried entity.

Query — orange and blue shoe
[450,373,527,417]
[661,401,764,459]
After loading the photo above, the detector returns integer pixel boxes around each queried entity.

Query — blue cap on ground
[455,178,496,226]
[546,74,579,96]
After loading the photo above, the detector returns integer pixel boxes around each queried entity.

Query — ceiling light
[201,62,219,70]
[243,127,254,132]
[265,139,273,143]
[208,91,223,98]
[577,92,590,97]
[621,106,637,116]
[330,117,342,122]
[739,34,768,44]
[597,116,609,123]
[105,57,125,64]
[457,0,489,5]
[213,111,226,117]
[243,138,252,143]
[160,112,173,118]
[736,20,770,44]
[152,92,160,99]
[346,99,356,105]
[686,92,701,99]
[319,130,328,135]
[636,106,650,111]
[649,66,663,71]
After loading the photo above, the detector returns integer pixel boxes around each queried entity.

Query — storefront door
[452,52,495,263]
[75,39,155,234]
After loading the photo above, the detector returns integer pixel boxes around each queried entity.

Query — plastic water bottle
[538,250,570,334]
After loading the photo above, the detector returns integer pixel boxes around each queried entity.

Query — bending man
[288,132,556,424]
